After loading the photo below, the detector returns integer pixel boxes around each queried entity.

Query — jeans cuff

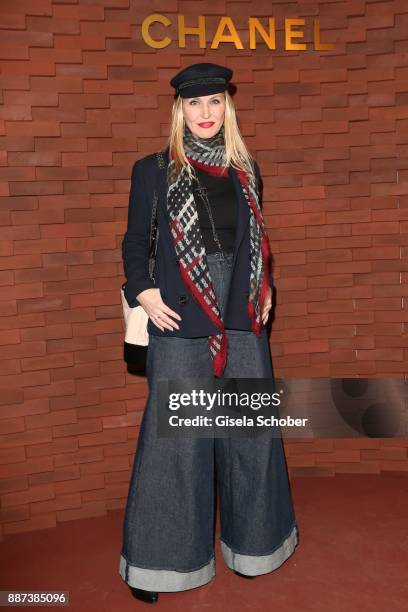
[220,522,298,576]
[119,553,215,592]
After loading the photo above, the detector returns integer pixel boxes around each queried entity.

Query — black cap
[170,62,233,98]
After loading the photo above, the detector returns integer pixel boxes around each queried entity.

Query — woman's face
[182,93,226,139]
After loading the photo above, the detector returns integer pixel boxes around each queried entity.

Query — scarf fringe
[247,233,271,335]
[212,332,228,377]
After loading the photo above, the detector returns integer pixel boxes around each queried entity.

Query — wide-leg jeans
[119,251,299,592]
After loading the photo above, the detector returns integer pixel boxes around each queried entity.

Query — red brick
[356,348,404,361]
[328,312,375,324]
[355,297,402,311]
[276,303,307,317]
[374,285,408,297]
[0,505,30,523]
[331,236,375,250]
[330,336,375,350]
[0,446,26,464]
[283,339,329,355]
[327,261,371,273]
[0,254,42,271]
[308,274,353,288]
[22,323,73,342]
[53,447,103,468]
[308,300,354,313]
[4,513,56,535]
[353,246,400,260]
[30,499,57,515]
[329,362,377,376]
[0,428,53,448]
[56,500,106,522]
[310,349,356,364]
[26,438,78,457]
[355,271,400,285]
[380,461,408,472]
[361,448,407,460]
[334,462,380,474]
[0,476,28,494]
[374,311,408,322]
[55,493,82,511]
[328,286,372,299]
[49,391,99,411]
[80,456,129,475]
[352,221,399,235]
[25,379,75,400]
[306,223,351,238]
[2,483,55,508]
[375,336,407,348]
[334,439,380,449]
[309,325,354,339]
[0,417,25,435]
[356,323,402,336]
[25,409,77,430]
[21,352,74,371]
[52,419,102,438]
[307,249,352,263]
[77,429,127,447]
[54,474,104,495]
[0,457,54,478]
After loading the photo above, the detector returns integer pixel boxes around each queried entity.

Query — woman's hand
[261,286,272,325]
[136,288,182,332]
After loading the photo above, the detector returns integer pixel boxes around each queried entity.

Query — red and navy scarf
[167,124,271,376]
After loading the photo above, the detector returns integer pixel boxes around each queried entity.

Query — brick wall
[0,1,407,537]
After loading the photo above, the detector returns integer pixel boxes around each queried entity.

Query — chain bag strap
[121,151,167,357]
[148,151,165,280]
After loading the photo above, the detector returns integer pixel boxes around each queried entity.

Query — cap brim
[178,83,228,98]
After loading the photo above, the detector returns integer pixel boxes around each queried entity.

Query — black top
[192,166,237,254]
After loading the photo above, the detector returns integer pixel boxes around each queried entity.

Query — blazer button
[179,294,189,305]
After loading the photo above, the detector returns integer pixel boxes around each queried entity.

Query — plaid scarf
[166,124,271,376]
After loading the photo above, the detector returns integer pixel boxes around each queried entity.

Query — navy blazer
[122,149,271,338]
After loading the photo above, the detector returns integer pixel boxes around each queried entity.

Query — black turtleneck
[192,166,237,254]
[183,124,238,254]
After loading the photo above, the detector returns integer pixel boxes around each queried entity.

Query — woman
[119,63,299,603]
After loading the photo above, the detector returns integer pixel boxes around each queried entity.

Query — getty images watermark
[166,388,307,429]
[156,377,408,439]
[157,378,307,439]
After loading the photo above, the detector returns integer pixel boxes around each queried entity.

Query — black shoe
[129,586,159,603]
[234,570,256,579]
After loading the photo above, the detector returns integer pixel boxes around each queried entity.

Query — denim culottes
[119,251,299,592]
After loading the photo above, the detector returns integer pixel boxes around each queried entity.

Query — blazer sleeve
[254,159,274,288]
[121,159,156,307]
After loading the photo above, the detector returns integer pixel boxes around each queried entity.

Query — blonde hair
[166,90,255,183]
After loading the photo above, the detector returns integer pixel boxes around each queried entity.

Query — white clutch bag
[120,287,149,346]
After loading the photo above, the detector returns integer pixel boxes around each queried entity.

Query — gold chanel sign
[141,15,335,50]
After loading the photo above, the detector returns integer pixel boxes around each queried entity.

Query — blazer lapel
[229,165,250,270]
[157,151,170,222]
